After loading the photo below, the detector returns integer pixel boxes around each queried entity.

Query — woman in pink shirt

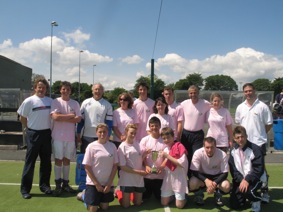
[206,93,233,152]
[116,124,147,208]
[113,92,138,148]
[146,97,175,134]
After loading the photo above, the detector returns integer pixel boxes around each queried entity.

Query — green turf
[0,161,282,212]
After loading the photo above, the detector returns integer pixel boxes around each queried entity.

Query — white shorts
[161,191,186,201]
[52,140,76,160]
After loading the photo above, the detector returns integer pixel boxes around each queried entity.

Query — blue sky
[0,0,283,90]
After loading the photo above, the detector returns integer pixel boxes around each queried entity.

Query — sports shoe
[40,185,52,195]
[261,191,270,204]
[251,201,261,212]
[62,184,76,193]
[214,194,224,206]
[62,180,76,193]
[194,195,204,206]
[77,189,85,202]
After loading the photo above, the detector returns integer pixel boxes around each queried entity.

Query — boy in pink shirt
[133,82,154,141]
[83,124,118,212]
[117,124,147,208]
[51,81,81,196]
[140,117,166,200]
[160,127,188,209]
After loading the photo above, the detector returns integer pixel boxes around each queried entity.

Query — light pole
[49,21,58,97]
[92,64,96,84]
[78,50,84,102]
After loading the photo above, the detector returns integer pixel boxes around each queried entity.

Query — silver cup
[151,151,159,174]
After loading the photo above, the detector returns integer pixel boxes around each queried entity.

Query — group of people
[17,77,273,212]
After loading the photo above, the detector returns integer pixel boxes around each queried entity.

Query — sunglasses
[119,98,128,101]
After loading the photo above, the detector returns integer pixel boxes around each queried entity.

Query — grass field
[0,161,283,212]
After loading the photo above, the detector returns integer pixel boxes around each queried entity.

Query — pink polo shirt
[181,99,211,131]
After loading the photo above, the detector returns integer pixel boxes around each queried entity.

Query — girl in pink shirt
[160,127,188,209]
[206,93,233,152]
[117,124,147,208]
[146,97,175,134]
[83,124,118,212]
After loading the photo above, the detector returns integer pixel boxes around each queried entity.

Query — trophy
[151,151,159,174]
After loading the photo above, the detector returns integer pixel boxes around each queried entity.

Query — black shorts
[260,143,267,156]
[84,185,114,206]
[120,186,146,193]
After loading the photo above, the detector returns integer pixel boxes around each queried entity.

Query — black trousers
[143,178,163,200]
[80,136,97,153]
[230,180,262,209]
[21,129,52,194]
[181,129,204,177]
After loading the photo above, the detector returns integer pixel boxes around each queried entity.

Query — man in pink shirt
[133,82,154,142]
[189,137,230,207]
[51,81,81,196]
[180,85,211,177]
[162,86,184,141]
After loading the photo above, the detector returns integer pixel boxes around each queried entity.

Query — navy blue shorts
[84,185,114,206]
[120,186,146,193]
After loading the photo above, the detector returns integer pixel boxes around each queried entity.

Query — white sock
[54,165,62,180]
[63,165,70,181]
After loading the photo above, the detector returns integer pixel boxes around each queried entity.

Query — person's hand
[159,151,168,159]
[138,170,148,176]
[145,165,151,174]
[239,179,249,193]
[103,185,111,193]
[95,183,104,192]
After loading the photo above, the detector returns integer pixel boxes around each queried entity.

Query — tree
[252,78,271,91]
[52,80,62,95]
[204,75,237,90]
[104,87,126,104]
[133,75,165,99]
[174,73,204,90]
[271,78,283,100]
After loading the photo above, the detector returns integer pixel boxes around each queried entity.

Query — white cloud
[63,29,91,45]
[152,48,283,85]
[0,39,13,49]
[120,55,143,64]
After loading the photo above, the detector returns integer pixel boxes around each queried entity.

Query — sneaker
[194,195,204,206]
[261,191,270,204]
[53,186,62,196]
[215,195,224,206]
[40,185,52,195]
[251,201,261,212]
[62,184,76,193]
[77,189,85,202]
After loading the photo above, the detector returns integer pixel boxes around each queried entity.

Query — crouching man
[229,126,266,212]
[189,137,230,206]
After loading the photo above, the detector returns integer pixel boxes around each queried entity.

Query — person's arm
[160,151,183,168]
[104,163,118,193]
[113,126,124,141]
[19,116,27,128]
[120,165,147,176]
[228,150,244,184]
[51,113,75,121]
[176,121,183,141]
[226,124,233,147]
[214,172,228,185]
[265,124,272,134]
[84,164,104,192]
